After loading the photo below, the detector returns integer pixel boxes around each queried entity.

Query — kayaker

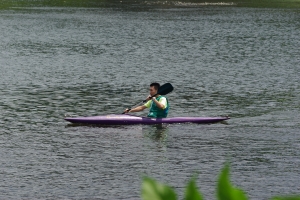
[124,83,169,118]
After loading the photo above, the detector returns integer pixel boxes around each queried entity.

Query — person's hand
[146,95,152,101]
[124,108,130,113]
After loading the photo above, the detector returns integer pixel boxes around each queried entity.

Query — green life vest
[147,96,169,118]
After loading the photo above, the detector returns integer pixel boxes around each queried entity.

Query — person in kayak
[124,83,169,118]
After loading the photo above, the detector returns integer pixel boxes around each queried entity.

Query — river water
[0,4,299,199]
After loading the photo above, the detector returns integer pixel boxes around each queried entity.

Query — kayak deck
[64,114,230,125]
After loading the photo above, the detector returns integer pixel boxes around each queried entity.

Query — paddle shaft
[122,95,155,114]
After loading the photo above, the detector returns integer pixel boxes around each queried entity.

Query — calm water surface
[0,5,299,199]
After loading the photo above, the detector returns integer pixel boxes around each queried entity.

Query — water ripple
[0,6,299,199]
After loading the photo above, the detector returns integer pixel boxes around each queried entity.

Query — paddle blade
[157,83,173,95]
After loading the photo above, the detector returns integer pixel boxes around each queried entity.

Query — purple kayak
[64,114,229,125]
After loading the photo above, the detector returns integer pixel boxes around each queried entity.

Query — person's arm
[124,105,147,113]
[151,97,166,110]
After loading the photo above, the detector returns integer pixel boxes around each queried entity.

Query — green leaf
[271,196,300,200]
[142,177,177,200]
[217,163,248,200]
[184,177,203,200]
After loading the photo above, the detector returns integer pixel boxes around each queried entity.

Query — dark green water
[0,3,299,199]
[1,0,300,8]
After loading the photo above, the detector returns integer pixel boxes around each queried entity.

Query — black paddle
[122,83,174,114]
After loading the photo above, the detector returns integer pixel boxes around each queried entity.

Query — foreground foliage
[142,163,300,200]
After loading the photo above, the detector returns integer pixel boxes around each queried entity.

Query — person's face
[149,86,157,96]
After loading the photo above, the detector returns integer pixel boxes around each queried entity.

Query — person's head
[149,83,160,96]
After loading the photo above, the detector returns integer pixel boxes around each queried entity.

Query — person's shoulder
[159,96,167,101]
[144,100,152,108]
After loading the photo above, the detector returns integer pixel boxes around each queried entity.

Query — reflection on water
[143,124,169,144]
